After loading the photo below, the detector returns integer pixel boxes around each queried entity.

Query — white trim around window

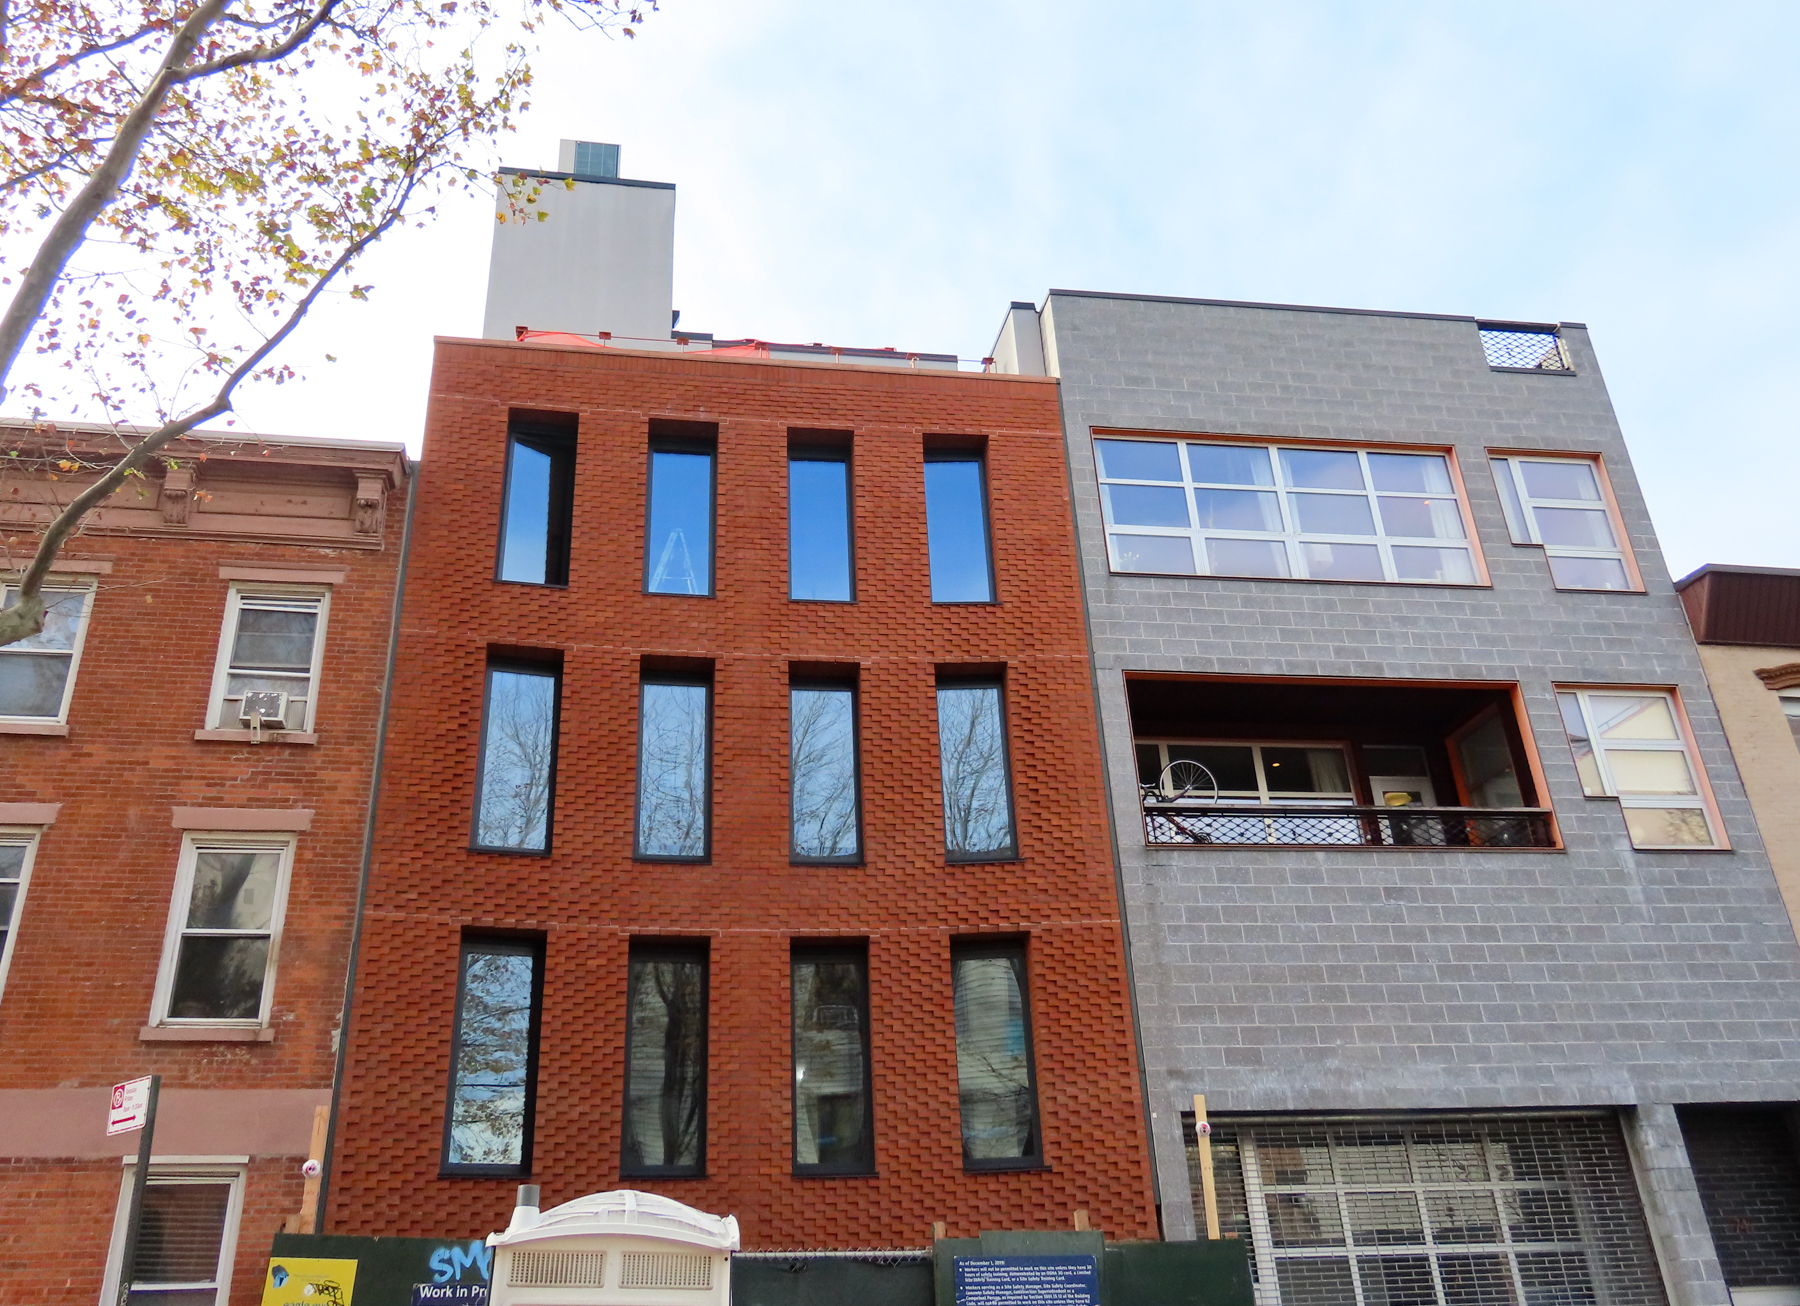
[1490,453,1640,591]
[203,583,330,733]
[0,579,96,724]
[0,827,42,1006]
[149,832,296,1028]
[1555,687,1723,849]
[100,1160,246,1306]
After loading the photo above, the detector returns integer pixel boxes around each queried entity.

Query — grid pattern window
[1556,689,1719,848]
[108,1167,245,1306]
[791,682,860,862]
[443,936,542,1175]
[791,946,874,1175]
[645,440,715,596]
[937,680,1017,861]
[496,425,575,586]
[1185,1115,1669,1306]
[473,661,560,853]
[924,451,995,602]
[1491,456,1635,591]
[789,444,854,601]
[207,586,328,732]
[0,832,39,1003]
[622,943,708,1177]
[952,941,1041,1170]
[1095,440,1479,585]
[635,676,711,860]
[1478,325,1572,372]
[151,836,293,1026]
[0,582,93,722]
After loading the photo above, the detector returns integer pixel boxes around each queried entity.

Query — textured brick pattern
[1680,1106,1800,1288]
[1039,292,1800,1265]
[327,341,1158,1248]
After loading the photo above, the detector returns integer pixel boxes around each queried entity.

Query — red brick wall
[328,341,1158,1248]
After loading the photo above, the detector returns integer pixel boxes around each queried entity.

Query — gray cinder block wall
[1002,291,1800,1304]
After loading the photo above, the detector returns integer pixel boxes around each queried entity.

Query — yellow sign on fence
[261,1257,358,1306]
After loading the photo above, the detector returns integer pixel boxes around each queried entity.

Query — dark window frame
[643,434,719,598]
[790,942,876,1177]
[936,676,1021,864]
[470,657,562,857]
[788,441,857,603]
[923,447,998,605]
[495,424,576,587]
[620,940,710,1179]
[632,672,714,863]
[440,933,545,1178]
[951,937,1045,1172]
[789,677,864,867]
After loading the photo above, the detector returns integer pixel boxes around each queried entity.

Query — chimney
[481,140,676,344]
[505,1183,542,1233]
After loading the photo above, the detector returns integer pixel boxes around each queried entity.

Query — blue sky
[233,1,1800,579]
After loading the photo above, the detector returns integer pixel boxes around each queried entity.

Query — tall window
[0,832,39,1003]
[443,936,542,1174]
[473,661,560,853]
[952,941,1041,1169]
[1491,455,1635,591]
[791,682,860,862]
[645,438,715,595]
[924,451,995,602]
[789,444,853,601]
[0,583,93,722]
[496,424,575,586]
[622,943,708,1177]
[1557,688,1719,848]
[151,836,293,1026]
[106,1166,244,1306]
[206,586,328,733]
[937,681,1016,860]
[636,676,711,859]
[791,946,874,1175]
[1095,439,1479,585]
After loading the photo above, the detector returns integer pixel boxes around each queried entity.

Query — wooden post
[1193,1093,1221,1240]
[931,1221,947,1242]
[297,1104,330,1234]
[1072,1209,1090,1231]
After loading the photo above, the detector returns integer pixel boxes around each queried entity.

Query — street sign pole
[114,1074,160,1306]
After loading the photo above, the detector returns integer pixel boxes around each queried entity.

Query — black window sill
[470,843,553,857]
[1488,365,1575,377]
[792,1170,880,1180]
[964,1160,1051,1174]
[789,597,858,605]
[945,853,1022,866]
[622,1170,707,1181]
[493,579,571,590]
[633,853,712,864]
[791,856,865,868]
[441,1165,531,1179]
[931,600,1001,607]
[643,590,717,599]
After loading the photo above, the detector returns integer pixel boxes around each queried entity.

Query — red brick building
[0,425,408,1304]
[324,337,1159,1250]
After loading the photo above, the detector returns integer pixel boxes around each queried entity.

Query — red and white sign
[107,1077,153,1136]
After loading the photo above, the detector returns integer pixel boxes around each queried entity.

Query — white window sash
[100,1164,245,1306]
[205,585,330,732]
[0,581,96,723]
[1492,457,1632,583]
[1141,740,1356,805]
[149,834,295,1028]
[0,828,41,1005]
[1563,689,1716,847]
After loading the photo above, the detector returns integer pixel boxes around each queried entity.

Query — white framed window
[0,829,41,1004]
[1555,688,1720,848]
[0,581,95,722]
[1095,439,1481,585]
[1135,739,1355,805]
[1490,454,1637,591]
[204,585,329,733]
[102,1160,246,1306]
[150,834,295,1026]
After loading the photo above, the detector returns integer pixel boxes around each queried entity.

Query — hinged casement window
[791,680,861,864]
[0,829,42,1005]
[443,935,544,1176]
[635,673,712,861]
[1095,439,1482,585]
[205,585,329,733]
[497,422,576,586]
[102,1162,246,1306]
[1490,454,1639,591]
[952,939,1042,1171]
[622,941,709,1178]
[924,448,996,603]
[0,581,94,723]
[791,944,874,1176]
[473,658,562,854]
[1555,688,1722,849]
[936,679,1018,861]
[150,834,295,1027]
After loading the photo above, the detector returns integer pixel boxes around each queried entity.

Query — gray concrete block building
[991,293,1800,1306]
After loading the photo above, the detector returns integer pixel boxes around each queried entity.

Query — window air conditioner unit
[239,691,289,730]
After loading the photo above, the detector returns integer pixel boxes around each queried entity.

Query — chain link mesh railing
[1479,327,1570,372]
[1142,802,1556,849]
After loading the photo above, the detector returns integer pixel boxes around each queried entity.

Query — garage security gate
[1184,1113,1667,1306]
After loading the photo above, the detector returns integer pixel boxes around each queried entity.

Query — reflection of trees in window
[447,945,537,1168]
[937,684,1014,857]
[476,668,557,851]
[953,950,1039,1164]
[623,953,707,1173]
[791,687,858,859]
[637,682,709,857]
[792,954,871,1172]
[169,849,280,1020]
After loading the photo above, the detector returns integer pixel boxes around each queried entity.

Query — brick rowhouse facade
[325,338,1160,1249]
[0,427,407,1306]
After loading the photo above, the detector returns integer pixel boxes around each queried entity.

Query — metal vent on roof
[619,1252,713,1290]
[509,1250,606,1288]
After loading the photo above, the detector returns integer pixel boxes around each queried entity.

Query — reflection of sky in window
[789,459,852,600]
[499,439,552,583]
[449,949,534,1166]
[647,451,713,594]
[925,460,993,602]
[477,669,556,850]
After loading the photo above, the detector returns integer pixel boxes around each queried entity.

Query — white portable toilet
[486,1186,738,1306]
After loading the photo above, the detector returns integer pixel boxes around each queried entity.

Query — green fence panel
[1104,1240,1253,1306]
[732,1257,933,1306]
